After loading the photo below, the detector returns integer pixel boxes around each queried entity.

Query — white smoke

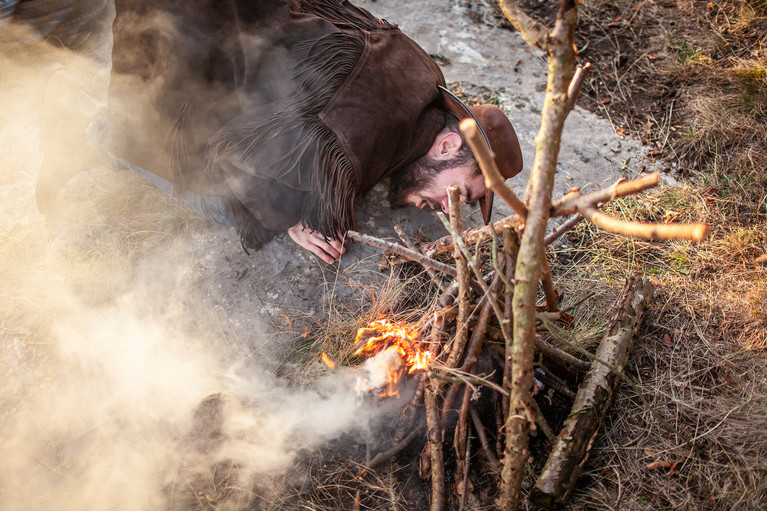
[0,17,403,511]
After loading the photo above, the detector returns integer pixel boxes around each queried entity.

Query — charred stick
[363,421,425,474]
[535,335,591,373]
[531,398,555,440]
[460,420,473,511]
[540,251,560,312]
[439,382,464,429]
[425,383,445,511]
[393,374,427,444]
[395,224,448,292]
[535,361,577,399]
[469,405,502,472]
[347,231,457,278]
[543,215,583,246]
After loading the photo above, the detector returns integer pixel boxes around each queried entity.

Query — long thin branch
[348,230,457,277]
[500,0,579,507]
[550,173,709,240]
[469,405,502,472]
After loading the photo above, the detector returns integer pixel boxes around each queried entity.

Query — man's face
[404,165,486,213]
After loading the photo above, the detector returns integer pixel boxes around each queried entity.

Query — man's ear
[430,132,463,160]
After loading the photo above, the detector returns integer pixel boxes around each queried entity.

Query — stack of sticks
[350,192,592,509]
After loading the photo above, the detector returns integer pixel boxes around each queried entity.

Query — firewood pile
[347,158,706,509]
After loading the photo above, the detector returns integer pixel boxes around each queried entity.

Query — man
[33,0,524,263]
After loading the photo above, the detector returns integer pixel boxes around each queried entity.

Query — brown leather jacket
[107,0,447,249]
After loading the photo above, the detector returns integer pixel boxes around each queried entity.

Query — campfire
[350,319,433,398]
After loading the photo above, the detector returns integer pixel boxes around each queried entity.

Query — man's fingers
[287,223,347,263]
[328,238,346,254]
[316,238,342,260]
[306,242,336,264]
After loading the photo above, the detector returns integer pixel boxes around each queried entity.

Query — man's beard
[387,151,477,209]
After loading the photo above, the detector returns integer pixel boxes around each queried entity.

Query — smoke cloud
[0,9,401,511]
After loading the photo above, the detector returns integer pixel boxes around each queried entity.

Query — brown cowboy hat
[439,86,523,224]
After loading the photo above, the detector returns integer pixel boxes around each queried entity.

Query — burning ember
[352,319,433,397]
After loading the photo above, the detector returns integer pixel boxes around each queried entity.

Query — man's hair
[387,113,478,208]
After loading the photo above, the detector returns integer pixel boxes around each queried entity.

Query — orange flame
[353,319,432,397]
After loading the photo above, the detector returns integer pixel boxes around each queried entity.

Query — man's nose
[440,197,450,213]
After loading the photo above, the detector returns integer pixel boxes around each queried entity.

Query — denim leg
[86,116,235,225]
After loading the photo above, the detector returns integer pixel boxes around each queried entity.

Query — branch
[347,231,457,277]
[543,214,583,245]
[443,187,472,375]
[566,63,591,109]
[582,205,709,241]
[550,173,709,241]
[459,118,528,219]
[425,383,445,511]
[497,0,551,51]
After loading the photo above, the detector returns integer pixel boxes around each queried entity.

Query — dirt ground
[1,1,766,510]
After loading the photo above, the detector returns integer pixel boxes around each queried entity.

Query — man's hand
[287,222,347,264]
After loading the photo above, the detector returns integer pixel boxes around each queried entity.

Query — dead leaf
[663,333,673,348]
[616,127,627,137]
[643,447,658,457]
[645,460,673,470]
[669,460,683,476]
[235,268,247,281]
[723,370,739,386]
[755,254,767,265]
[559,312,575,326]
[599,97,612,105]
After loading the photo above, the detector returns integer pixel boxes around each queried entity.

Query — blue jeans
[87,116,235,225]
